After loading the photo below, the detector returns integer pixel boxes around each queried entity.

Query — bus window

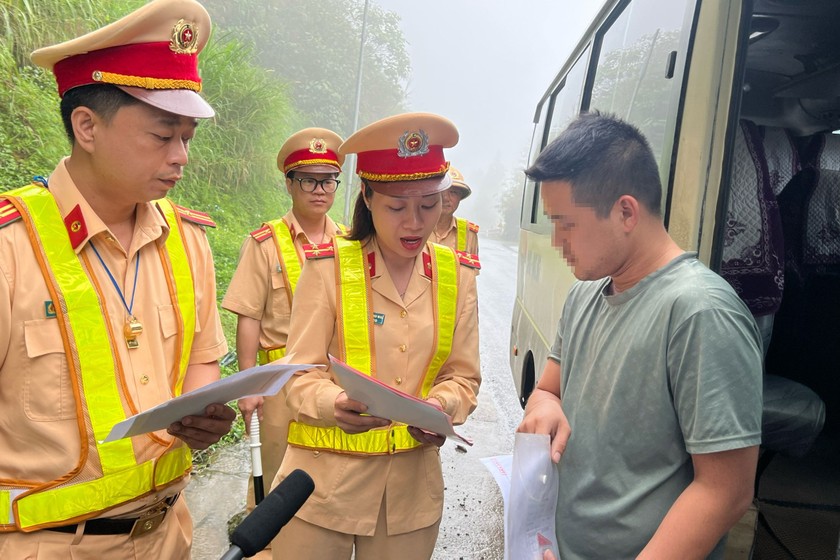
[546,48,590,145]
[587,0,692,168]
[521,99,551,230]
[532,47,591,228]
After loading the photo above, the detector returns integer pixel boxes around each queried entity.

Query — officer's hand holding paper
[329,356,472,446]
[104,363,317,443]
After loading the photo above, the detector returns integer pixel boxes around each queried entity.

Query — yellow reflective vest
[257,219,346,365]
[0,185,195,532]
[287,237,458,455]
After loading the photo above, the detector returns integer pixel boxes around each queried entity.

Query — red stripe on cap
[53,42,200,97]
[284,149,341,172]
[356,146,447,178]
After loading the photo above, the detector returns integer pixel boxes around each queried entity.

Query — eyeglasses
[293,177,340,193]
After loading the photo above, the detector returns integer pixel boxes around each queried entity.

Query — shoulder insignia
[0,198,22,229]
[174,203,216,228]
[303,242,335,260]
[422,251,433,279]
[468,221,479,233]
[250,224,273,242]
[456,250,481,270]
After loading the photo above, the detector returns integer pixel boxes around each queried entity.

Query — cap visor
[368,174,452,197]
[291,164,341,174]
[450,185,471,199]
[118,86,215,118]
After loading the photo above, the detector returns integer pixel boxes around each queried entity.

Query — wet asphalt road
[185,237,524,559]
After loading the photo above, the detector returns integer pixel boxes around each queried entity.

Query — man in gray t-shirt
[518,113,763,560]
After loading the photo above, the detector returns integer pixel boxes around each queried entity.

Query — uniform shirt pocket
[158,304,180,339]
[23,319,74,421]
[422,446,444,500]
[269,269,292,319]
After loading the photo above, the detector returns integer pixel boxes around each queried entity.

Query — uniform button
[139,374,150,385]
[399,344,407,352]
[400,310,407,318]
[313,451,321,457]
[395,377,403,385]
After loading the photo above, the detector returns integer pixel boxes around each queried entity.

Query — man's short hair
[524,112,662,217]
[60,84,141,143]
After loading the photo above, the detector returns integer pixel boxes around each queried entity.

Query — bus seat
[723,120,825,455]
[720,120,798,316]
[800,131,840,171]
[762,375,826,457]
[771,165,840,435]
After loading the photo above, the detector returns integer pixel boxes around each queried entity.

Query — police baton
[249,411,265,504]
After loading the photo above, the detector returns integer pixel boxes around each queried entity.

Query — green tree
[202,0,410,137]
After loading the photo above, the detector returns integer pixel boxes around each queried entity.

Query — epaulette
[467,221,479,233]
[173,203,216,228]
[456,250,481,270]
[0,198,22,229]
[250,224,273,242]
[303,242,335,259]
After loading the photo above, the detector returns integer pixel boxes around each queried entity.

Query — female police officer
[272,113,481,559]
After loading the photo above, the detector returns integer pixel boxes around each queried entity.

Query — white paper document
[103,363,316,443]
[484,434,561,560]
[329,356,473,446]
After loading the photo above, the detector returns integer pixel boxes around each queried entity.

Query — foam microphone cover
[230,468,315,556]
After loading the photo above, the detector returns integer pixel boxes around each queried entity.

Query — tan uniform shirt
[0,159,227,515]
[222,211,344,505]
[222,211,344,351]
[433,215,479,256]
[279,238,480,536]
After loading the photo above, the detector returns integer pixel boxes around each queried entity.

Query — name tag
[373,312,385,325]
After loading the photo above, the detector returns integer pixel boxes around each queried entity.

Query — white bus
[509,0,840,556]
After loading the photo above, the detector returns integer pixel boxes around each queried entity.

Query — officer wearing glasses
[292,176,341,193]
[222,128,346,547]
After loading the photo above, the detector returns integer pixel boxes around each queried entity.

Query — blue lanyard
[89,241,140,317]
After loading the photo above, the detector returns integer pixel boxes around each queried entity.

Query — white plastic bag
[505,432,560,560]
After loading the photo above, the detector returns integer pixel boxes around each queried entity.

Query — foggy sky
[373,1,605,227]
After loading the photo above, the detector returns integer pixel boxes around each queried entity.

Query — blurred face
[88,102,197,204]
[369,191,442,264]
[440,188,461,219]
[541,180,624,281]
[286,171,337,221]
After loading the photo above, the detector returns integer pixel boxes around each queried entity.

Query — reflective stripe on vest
[156,199,196,396]
[456,217,468,252]
[0,187,194,531]
[287,239,459,455]
[267,219,302,307]
[262,219,344,363]
[257,347,287,365]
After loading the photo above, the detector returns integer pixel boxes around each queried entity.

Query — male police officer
[223,128,346,523]
[0,1,234,557]
[432,166,479,256]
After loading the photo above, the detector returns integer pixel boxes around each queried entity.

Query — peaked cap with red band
[30,0,214,119]
[339,113,459,196]
[277,128,345,175]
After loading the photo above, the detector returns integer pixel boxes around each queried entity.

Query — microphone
[220,469,315,560]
